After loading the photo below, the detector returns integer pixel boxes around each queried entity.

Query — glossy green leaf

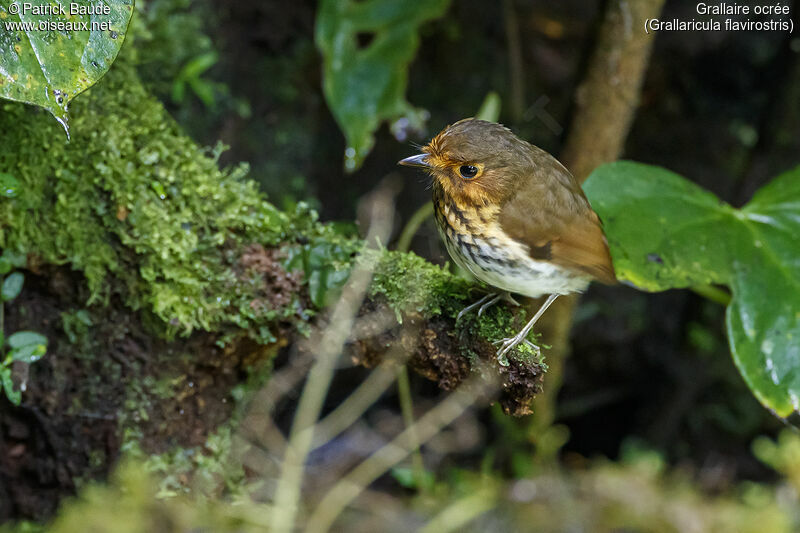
[285,239,355,309]
[0,172,20,198]
[316,0,450,171]
[7,330,47,349]
[1,367,21,405]
[0,0,134,136]
[1,271,23,301]
[585,162,800,417]
[9,342,46,363]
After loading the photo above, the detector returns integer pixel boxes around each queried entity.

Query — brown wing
[498,150,617,285]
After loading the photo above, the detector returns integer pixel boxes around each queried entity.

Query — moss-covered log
[0,47,544,521]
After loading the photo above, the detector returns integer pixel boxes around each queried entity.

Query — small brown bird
[399,118,616,360]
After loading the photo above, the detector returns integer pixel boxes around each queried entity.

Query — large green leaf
[0,0,134,135]
[316,0,450,171]
[585,162,800,417]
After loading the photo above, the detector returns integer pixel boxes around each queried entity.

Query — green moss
[0,21,544,364]
[122,426,247,500]
[369,249,546,365]
[0,57,314,338]
[369,249,472,320]
[0,38,536,361]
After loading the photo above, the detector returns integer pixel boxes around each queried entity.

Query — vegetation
[0,249,48,405]
[1,0,799,531]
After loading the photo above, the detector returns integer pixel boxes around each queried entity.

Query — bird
[398,118,616,362]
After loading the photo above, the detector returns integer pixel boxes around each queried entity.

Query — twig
[304,368,499,533]
[396,365,427,491]
[311,361,402,448]
[532,0,667,436]
[270,184,397,533]
[395,203,433,253]
[419,486,499,533]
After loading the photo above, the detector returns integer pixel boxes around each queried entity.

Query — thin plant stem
[312,362,403,448]
[270,187,396,533]
[503,0,525,121]
[395,203,433,253]
[690,284,732,306]
[304,371,497,533]
[397,365,427,491]
[419,487,498,533]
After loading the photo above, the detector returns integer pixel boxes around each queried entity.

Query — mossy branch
[0,55,544,414]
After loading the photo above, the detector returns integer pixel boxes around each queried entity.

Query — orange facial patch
[422,152,500,209]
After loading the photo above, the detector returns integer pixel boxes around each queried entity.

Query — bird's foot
[492,293,558,366]
[493,337,540,367]
[493,333,525,366]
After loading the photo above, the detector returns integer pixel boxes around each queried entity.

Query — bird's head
[398,118,533,207]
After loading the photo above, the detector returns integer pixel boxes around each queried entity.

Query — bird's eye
[459,165,479,179]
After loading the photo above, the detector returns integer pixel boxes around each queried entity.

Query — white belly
[439,225,590,298]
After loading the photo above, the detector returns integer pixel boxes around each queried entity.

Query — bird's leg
[495,294,559,362]
[477,293,503,316]
[458,291,517,321]
[456,292,496,321]
[500,292,520,307]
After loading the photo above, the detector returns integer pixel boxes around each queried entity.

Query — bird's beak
[398,153,430,168]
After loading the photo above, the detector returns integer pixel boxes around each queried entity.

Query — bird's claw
[492,337,517,366]
[493,337,540,366]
